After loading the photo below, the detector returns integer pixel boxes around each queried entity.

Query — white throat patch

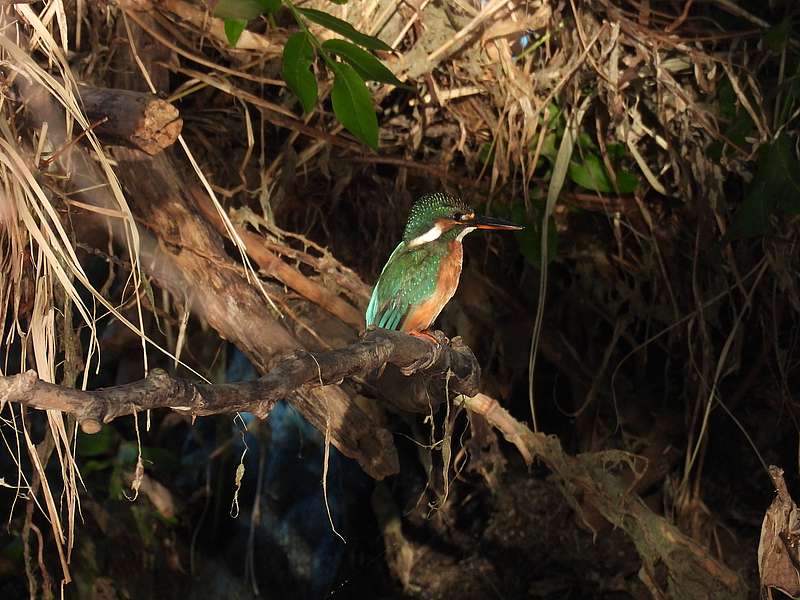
[456,226,476,242]
[407,225,442,247]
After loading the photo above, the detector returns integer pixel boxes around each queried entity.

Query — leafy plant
[282,32,317,113]
[330,62,379,149]
[213,0,280,21]
[512,202,557,267]
[321,39,400,85]
[213,0,404,150]
[730,134,800,239]
[296,7,391,51]
[215,0,280,42]
[536,106,639,194]
[568,152,638,194]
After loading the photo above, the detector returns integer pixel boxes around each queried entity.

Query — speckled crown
[403,193,472,241]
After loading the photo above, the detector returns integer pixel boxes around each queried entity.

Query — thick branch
[77,84,182,154]
[191,186,365,329]
[13,77,181,155]
[464,393,746,598]
[0,330,478,459]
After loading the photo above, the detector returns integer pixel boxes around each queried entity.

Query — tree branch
[464,393,746,598]
[0,329,479,444]
[76,84,182,155]
[190,185,365,329]
[14,77,182,155]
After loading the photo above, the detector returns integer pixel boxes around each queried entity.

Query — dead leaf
[758,466,800,596]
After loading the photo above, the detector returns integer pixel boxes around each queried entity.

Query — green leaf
[725,112,755,148]
[261,0,282,13]
[116,444,181,475]
[730,189,775,239]
[764,18,791,53]
[760,135,800,212]
[569,154,612,192]
[328,0,349,3]
[139,447,182,476]
[614,170,639,194]
[715,76,755,158]
[76,426,117,457]
[322,39,403,85]
[478,141,494,167]
[1,538,23,562]
[512,203,557,267]
[223,18,247,46]
[331,63,378,149]
[214,0,279,20]
[546,103,564,132]
[539,131,558,162]
[576,131,596,151]
[778,63,800,124]
[297,7,391,51]
[109,467,124,500]
[568,153,638,194]
[82,459,114,476]
[117,442,140,467]
[731,134,800,238]
[716,78,737,120]
[605,142,626,162]
[282,32,318,113]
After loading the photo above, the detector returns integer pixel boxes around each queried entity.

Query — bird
[366,192,523,337]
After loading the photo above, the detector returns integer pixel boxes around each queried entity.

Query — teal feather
[366,240,447,330]
[365,242,403,327]
[402,192,470,241]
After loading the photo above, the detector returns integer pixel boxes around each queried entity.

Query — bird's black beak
[469,214,524,231]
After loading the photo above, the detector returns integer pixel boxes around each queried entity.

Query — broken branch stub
[77,85,182,155]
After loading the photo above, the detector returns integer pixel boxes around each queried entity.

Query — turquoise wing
[366,242,402,327]
[366,242,438,330]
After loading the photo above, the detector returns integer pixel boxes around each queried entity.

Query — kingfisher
[366,192,523,336]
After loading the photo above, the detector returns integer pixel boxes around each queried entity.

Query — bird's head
[403,192,523,248]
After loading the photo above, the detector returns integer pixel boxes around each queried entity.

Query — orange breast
[401,241,463,332]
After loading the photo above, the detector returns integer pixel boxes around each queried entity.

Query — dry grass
[1,0,798,596]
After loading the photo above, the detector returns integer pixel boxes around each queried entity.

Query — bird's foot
[409,329,449,345]
[401,330,449,375]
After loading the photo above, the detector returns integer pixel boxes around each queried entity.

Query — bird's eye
[453,212,464,221]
